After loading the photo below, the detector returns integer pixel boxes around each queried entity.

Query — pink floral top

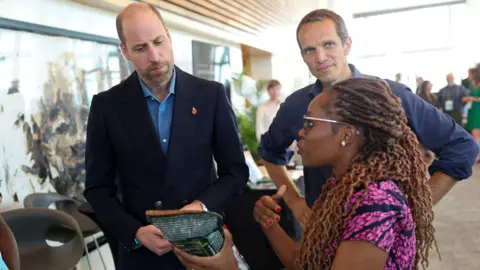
[323,180,416,269]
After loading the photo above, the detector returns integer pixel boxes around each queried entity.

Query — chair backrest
[23,193,77,213]
[24,193,101,237]
[1,208,84,270]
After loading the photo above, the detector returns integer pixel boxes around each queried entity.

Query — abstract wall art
[0,27,132,206]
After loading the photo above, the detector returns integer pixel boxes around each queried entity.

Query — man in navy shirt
[437,73,468,125]
[258,9,479,228]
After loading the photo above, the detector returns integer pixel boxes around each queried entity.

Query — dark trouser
[119,248,184,270]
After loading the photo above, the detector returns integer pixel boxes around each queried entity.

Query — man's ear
[165,27,173,46]
[165,27,171,39]
[120,43,131,61]
[343,36,352,56]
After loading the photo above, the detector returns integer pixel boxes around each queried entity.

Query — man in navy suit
[84,3,249,269]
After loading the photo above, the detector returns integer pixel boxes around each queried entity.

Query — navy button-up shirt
[258,64,479,207]
[139,69,176,154]
[437,84,468,112]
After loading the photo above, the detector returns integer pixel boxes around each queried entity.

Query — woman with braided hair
[252,77,439,270]
[174,78,438,270]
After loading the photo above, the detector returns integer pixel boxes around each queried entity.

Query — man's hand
[174,228,239,270]
[290,196,312,230]
[135,225,172,256]
[180,201,204,211]
[254,185,286,228]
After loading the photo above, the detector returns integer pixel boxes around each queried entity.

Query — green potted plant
[232,72,268,161]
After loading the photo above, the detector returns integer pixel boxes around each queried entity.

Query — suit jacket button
[154,201,163,210]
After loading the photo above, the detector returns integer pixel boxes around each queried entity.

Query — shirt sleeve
[342,186,404,253]
[394,84,479,180]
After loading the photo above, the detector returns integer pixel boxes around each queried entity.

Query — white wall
[254,24,313,95]
[272,54,311,96]
[249,55,273,81]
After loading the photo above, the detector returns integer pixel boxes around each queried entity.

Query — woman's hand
[174,228,239,270]
[463,96,474,103]
[253,185,287,228]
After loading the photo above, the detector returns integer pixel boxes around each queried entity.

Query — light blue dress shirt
[138,70,176,154]
[0,255,8,270]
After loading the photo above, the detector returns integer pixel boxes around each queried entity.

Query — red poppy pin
[192,107,197,115]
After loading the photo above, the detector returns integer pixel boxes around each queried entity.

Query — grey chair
[1,208,84,270]
[78,201,120,269]
[23,193,107,270]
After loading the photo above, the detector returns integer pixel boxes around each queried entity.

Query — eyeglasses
[303,115,360,134]
[303,115,348,129]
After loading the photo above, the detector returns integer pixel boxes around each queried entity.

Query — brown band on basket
[145,209,204,216]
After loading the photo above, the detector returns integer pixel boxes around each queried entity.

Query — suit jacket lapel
[166,66,195,163]
[118,72,166,162]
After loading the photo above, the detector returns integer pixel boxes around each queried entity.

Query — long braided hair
[295,78,438,269]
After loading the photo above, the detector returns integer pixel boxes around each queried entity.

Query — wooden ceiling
[142,0,319,36]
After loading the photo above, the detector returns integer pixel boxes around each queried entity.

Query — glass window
[400,6,450,52]
[363,12,402,55]
[352,4,459,56]
[349,3,470,91]
[349,17,368,57]
[0,28,134,201]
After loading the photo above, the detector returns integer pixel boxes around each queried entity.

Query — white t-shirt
[256,100,281,141]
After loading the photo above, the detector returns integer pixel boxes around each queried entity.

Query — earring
[341,140,346,147]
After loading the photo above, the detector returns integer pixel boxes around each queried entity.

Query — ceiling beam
[229,0,289,27]
[164,0,260,34]
[187,0,268,31]
[142,0,255,35]
[208,0,271,28]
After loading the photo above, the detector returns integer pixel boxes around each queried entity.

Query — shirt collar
[139,68,176,98]
[309,64,363,98]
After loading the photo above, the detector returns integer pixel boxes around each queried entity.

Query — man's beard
[139,61,172,85]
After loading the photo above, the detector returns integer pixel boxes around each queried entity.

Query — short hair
[296,9,349,49]
[267,80,281,90]
[116,3,166,45]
